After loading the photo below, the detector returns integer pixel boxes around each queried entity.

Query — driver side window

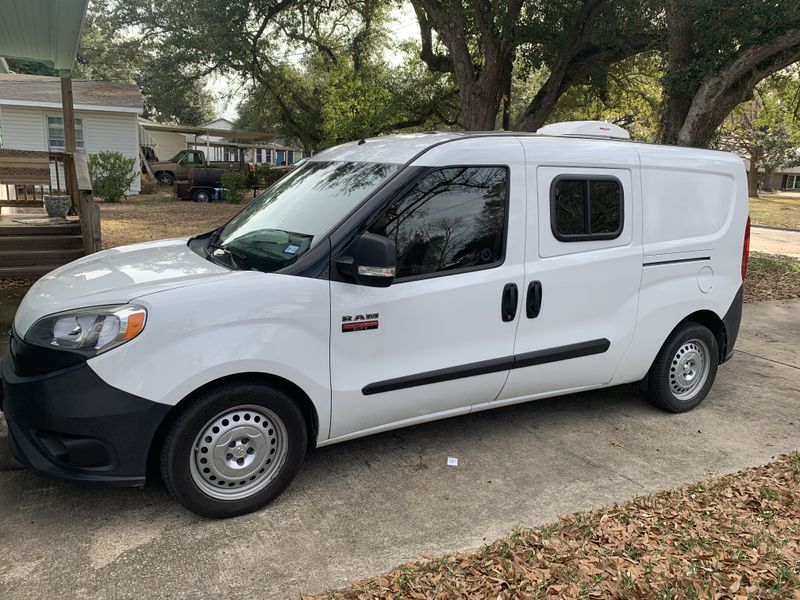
[370,166,508,279]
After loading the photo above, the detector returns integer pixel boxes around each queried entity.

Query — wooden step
[0,234,84,251]
[0,222,81,236]
[0,264,65,278]
[0,249,85,267]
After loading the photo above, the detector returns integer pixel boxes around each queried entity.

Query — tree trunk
[458,73,510,131]
[516,78,566,132]
[747,162,759,198]
[411,0,518,132]
[763,167,775,192]
[516,0,608,132]
[658,1,695,145]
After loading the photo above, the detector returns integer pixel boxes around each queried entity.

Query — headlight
[26,305,147,355]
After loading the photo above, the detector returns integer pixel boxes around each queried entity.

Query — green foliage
[718,69,800,190]
[253,165,289,188]
[524,52,664,141]
[221,171,249,204]
[39,0,217,125]
[321,61,395,143]
[662,0,800,99]
[88,151,137,203]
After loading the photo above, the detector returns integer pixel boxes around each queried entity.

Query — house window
[47,116,85,152]
[287,151,294,164]
[370,166,508,279]
[256,149,263,163]
[551,177,623,241]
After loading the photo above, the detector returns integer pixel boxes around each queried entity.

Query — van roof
[309,129,740,166]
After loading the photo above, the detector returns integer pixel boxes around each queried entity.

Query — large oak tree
[659,0,800,148]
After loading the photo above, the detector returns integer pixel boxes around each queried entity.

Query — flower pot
[43,195,71,218]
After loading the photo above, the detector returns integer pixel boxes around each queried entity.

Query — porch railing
[0,150,71,207]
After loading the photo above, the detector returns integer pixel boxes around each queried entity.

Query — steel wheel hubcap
[190,405,288,501]
[669,339,710,401]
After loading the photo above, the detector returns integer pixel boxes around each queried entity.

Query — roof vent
[536,120,630,140]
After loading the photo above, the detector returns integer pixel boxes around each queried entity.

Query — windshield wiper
[208,238,248,270]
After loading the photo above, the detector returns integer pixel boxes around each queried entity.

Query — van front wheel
[645,322,719,413]
[160,382,307,518]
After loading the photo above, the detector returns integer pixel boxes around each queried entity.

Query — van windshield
[212,160,400,272]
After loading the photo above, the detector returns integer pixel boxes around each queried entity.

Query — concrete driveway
[750,225,800,259]
[1,299,798,599]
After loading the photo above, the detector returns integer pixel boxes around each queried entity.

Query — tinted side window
[371,167,507,279]
[552,178,622,240]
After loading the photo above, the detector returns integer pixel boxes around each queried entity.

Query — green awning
[0,0,89,73]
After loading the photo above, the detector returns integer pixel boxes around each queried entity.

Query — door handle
[526,281,542,318]
[501,283,518,322]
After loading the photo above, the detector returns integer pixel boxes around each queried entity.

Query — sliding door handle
[501,283,518,322]
[526,281,542,318]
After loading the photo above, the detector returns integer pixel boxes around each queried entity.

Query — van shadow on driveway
[0,299,798,600]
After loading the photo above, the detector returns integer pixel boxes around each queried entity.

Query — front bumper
[1,345,171,486]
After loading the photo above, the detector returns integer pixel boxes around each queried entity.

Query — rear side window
[370,166,508,279]
[552,177,623,241]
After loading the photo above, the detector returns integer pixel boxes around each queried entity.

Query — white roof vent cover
[536,120,630,140]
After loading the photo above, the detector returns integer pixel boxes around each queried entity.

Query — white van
[0,122,750,518]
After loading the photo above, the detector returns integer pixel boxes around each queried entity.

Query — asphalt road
[0,300,798,599]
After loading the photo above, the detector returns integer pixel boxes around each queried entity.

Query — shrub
[254,164,289,188]
[88,151,137,203]
[221,171,249,204]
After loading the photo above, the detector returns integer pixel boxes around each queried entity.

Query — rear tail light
[741,215,751,281]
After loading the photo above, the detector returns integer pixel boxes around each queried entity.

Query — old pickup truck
[149,150,249,186]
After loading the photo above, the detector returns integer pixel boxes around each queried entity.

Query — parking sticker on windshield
[283,244,301,255]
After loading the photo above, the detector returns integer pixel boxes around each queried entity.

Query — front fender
[87,273,332,442]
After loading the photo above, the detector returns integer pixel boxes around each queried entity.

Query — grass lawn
[749,192,800,230]
[304,454,800,599]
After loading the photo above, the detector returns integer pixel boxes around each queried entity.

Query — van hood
[13,238,236,336]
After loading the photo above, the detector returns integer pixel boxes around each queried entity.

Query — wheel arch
[638,308,727,391]
[146,372,320,482]
[154,170,175,183]
[679,309,727,363]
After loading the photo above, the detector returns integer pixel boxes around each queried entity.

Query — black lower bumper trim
[721,284,744,363]
[1,355,171,486]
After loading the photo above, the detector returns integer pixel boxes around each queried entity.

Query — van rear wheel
[160,382,307,518]
[645,322,719,413]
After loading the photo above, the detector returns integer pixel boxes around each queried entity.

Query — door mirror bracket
[336,232,396,287]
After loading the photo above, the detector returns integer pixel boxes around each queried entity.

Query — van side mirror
[336,232,396,287]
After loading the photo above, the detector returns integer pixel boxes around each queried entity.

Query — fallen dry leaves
[98,190,243,250]
[305,454,800,600]
[744,253,800,303]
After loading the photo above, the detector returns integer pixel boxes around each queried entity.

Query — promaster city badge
[342,313,379,332]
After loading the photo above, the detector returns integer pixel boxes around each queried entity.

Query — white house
[190,118,304,165]
[138,116,188,162]
[0,73,143,193]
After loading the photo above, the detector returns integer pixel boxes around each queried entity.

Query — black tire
[645,322,719,413]
[192,189,212,203]
[156,171,174,186]
[160,382,307,518]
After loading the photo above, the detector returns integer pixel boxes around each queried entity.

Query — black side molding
[643,256,710,267]
[362,338,610,395]
[514,338,610,369]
